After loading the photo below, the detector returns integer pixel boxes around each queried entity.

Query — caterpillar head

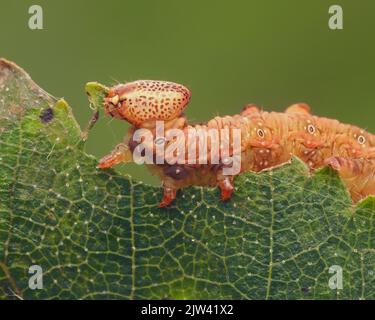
[103,80,191,127]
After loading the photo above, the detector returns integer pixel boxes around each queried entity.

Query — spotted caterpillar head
[103,80,191,127]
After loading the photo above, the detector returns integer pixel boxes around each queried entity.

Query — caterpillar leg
[240,104,260,116]
[217,175,234,201]
[285,103,311,114]
[97,143,133,169]
[158,184,177,208]
[324,156,375,202]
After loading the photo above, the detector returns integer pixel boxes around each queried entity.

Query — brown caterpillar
[95,80,375,207]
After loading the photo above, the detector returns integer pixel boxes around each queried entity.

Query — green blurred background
[1,0,374,185]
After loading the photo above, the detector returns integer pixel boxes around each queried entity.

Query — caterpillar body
[96,80,375,207]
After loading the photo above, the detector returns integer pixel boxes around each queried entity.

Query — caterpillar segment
[94,81,375,207]
[325,157,375,203]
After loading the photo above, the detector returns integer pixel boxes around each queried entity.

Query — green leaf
[0,59,374,300]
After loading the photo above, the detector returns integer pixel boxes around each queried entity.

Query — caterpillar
[95,80,375,207]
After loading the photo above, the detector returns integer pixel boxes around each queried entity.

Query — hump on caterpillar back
[104,80,191,126]
[285,103,311,114]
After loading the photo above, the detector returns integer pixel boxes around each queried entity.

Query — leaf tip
[54,98,70,112]
[314,164,342,180]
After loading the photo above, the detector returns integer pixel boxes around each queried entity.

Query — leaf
[0,59,374,300]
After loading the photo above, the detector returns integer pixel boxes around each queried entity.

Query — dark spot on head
[39,108,54,124]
